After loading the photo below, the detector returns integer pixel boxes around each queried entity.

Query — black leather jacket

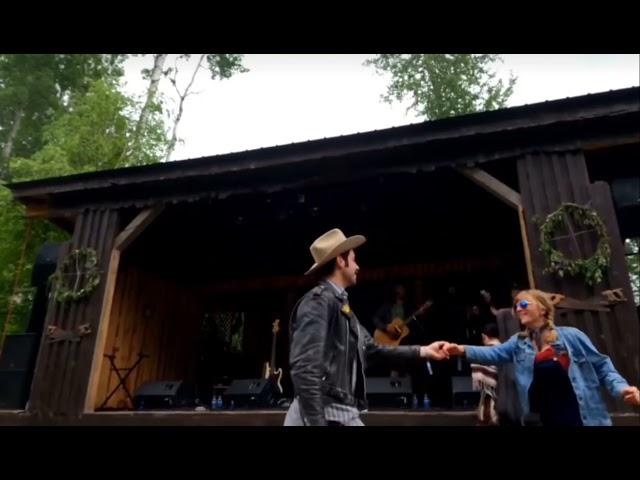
[289,280,422,425]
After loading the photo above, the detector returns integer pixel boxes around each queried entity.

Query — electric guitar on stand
[263,319,283,393]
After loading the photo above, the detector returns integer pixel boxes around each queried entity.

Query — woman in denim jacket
[445,289,640,426]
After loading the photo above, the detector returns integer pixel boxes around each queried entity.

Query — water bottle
[211,395,218,410]
[423,395,430,410]
[426,361,433,376]
[216,395,223,409]
[411,394,418,409]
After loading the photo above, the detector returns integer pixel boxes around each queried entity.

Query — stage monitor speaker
[451,376,480,409]
[365,376,413,408]
[133,380,195,410]
[0,333,39,370]
[222,378,278,408]
[0,370,32,409]
[27,242,63,334]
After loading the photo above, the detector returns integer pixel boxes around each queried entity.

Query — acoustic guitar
[373,300,433,346]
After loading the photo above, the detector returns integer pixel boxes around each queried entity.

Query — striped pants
[284,398,365,426]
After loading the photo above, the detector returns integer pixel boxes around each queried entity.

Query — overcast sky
[122,54,640,161]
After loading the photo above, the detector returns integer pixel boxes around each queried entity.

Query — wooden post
[83,206,164,412]
[518,206,536,289]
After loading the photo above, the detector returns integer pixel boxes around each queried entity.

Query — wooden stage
[1,409,638,426]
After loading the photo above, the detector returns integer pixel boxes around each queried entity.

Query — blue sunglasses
[515,299,530,310]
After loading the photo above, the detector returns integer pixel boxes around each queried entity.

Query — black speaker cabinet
[133,380,195,410]
[0,334,39,409]
[451,376,480,409]
[27,243,62,334]
[0,333,39,370]
[0,370,32,409]
[222,378,278,408]
[365,376,413,408]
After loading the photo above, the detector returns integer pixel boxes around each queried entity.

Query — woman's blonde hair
[514,289,558,344]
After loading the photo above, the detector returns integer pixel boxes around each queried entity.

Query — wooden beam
[580,133,640,152]
[457,167,522,210]
[113,206,164,252]
[84,248,121,412]
[25,205,50,218]
[518,206,536,289]
[196,257,504,293]
[457,166,534,287]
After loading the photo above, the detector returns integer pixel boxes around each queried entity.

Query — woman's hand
[622,386,640,406]
[445,343,465,356]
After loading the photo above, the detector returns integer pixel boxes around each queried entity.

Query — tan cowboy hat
[304,228,366,275]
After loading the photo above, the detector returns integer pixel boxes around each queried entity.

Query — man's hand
[420,341,450,360]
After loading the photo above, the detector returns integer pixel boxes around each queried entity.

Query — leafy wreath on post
[540,202,610,286]
[50,248,101,303]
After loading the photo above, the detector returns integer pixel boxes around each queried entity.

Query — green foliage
[205,54,249,80]
[0,54,127,180]
[540,203,611,286]
[626,238,639,305]
[0,186,68,335]
[10,79,169,180]
[365,54,516,120]
[50,248,100,303]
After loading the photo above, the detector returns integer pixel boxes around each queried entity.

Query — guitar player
[372,284,430,347]
[372,284,432,406]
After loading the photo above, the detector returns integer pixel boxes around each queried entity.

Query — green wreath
[540,202,610,286]
[50,248,101,303]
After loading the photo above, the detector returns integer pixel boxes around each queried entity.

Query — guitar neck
[405,302,432,324]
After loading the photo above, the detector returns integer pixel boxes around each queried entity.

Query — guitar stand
[99,352,149,410]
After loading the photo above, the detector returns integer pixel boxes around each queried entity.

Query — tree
[130,54,247,162]
[365,54,516,120]
[0,54,126,181]
[0,187,67,338]
[11,78,168,179]
[626,238,639,305]
[128,54,168,161]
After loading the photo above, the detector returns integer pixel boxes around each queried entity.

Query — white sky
[122,54,640,161]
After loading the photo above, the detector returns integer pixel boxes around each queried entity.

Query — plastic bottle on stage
[211,395,218,410]
[423,395,430,410]
[411,394,418,409]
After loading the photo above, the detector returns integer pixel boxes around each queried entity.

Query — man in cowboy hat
[284,228,450,426]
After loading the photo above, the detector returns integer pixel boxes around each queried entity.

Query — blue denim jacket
[465,326,629,426]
